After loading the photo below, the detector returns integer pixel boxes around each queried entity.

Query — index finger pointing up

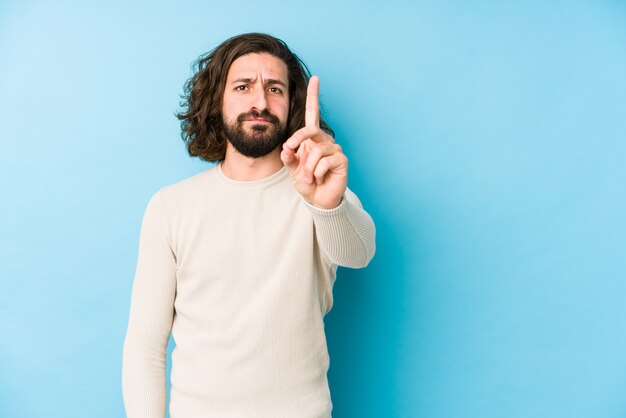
[305,75,320,127]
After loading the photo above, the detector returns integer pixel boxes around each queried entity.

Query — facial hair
[223,109,287,158]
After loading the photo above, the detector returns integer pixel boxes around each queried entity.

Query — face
[222,52,290,158]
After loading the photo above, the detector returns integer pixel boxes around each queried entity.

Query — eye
[268,87,283,94]
[235,85,248,92]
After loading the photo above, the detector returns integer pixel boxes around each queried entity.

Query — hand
[281,76,348,209]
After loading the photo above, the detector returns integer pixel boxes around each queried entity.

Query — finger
[280,143,299,173]
[296,139,311,173]
[302,143,342,184]
[305,75,320,128]
[284,126,333,151]
[313,153,348,185]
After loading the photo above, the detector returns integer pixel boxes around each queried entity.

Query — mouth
[238,110,279,125]
[245,118,271,123]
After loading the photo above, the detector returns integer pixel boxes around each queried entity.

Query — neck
[220,144,284,181]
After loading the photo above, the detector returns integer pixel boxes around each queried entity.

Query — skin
[221,53,290,181]
[221,52,348,209]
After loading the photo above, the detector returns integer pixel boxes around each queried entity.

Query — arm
[122,191,176,418]
[303,187,376,268]
[280,76,375,267]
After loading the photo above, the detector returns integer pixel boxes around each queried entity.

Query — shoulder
[148,165,218,214]
[162,166,216,194]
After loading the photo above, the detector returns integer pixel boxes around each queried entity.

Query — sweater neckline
[215,162,288,187]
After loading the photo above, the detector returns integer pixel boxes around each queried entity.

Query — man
[122,33,375,418]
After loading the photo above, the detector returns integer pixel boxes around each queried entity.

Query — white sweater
[122,163,376,418]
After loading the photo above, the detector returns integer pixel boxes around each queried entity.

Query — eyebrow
[231,77,288,88]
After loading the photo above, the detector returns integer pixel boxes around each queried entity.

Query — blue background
[1,1,625,417]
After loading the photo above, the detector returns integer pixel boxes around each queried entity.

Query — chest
[171,187,315,280]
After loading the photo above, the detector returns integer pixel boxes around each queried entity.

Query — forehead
[226,53,288,83]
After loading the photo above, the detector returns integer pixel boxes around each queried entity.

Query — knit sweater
[122,163,376,418]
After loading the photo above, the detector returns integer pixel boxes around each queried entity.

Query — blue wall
[1,1,625,417]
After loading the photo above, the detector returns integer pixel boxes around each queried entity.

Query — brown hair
[176,33,334,162]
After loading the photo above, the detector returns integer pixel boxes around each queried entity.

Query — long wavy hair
[176,33,334,162]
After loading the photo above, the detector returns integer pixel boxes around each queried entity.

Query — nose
[250,87,268,111]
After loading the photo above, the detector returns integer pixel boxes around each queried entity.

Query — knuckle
[314,162,326,176]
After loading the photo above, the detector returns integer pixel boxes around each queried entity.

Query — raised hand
[280,76,348,209]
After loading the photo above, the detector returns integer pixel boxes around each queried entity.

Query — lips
[237,110,279,124]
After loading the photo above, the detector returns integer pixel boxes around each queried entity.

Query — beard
[223,109,287,158]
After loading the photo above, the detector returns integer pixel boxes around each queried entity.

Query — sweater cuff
[301,194,346,217]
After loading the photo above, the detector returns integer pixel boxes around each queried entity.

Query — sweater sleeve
[304,187,376,268]
[122,191,177,418]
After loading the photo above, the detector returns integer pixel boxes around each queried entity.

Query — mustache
[237,109,280,124]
